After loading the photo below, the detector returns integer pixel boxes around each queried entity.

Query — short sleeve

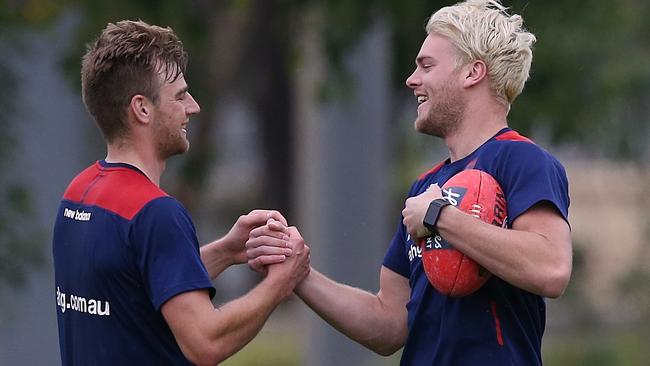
[495,142,570,225]
[383,178,426,278]
[383,218,410,278]
[130,197,215,310]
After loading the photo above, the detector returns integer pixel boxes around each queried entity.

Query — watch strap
[423,198,452,235]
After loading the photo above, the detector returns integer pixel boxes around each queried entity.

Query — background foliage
[1,0,648,364]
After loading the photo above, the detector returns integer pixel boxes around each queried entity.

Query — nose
[186,93,201,115]
[405,69,420,89]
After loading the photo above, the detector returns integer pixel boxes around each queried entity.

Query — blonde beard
[415,84,465,138]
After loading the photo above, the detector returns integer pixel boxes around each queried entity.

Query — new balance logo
[63,208,91,221]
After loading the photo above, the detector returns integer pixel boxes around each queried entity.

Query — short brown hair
[81,20,188,142]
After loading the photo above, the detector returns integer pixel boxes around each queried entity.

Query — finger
[248,225,290,240]
[246,236,290,250]
[246,245,293,259]
[248,258,268,274]
[287,227,306,251]
[248,255,287,271]
[266,219,289,233]
[266,210,288,226]
[243,209,288,229]
[287,226,303,239]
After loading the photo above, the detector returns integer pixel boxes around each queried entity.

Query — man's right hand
[268,227,310,298]
[248,225,311,298]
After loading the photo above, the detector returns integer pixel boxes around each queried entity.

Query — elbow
[181,341,227,366]
[185,351,226,366]
[367,332,406,356]
[539,264,572,299]
[374,343,403,357]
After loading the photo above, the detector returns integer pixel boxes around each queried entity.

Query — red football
[420,169,507,297]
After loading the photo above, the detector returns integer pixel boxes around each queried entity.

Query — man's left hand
[402,184,443,239]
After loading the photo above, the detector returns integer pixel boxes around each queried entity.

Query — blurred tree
[0,0,66,293]
[51,0,437,221]
[508,0,650,161]
[1,0,648,289]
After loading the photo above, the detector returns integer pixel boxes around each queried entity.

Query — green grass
[543,327,649,366]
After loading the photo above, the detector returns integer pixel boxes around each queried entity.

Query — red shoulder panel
[417,160,446,181]
[494,130,534,144]
[63,162,168,220]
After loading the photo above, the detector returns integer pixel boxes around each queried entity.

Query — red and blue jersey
[52,160,215,365]
[383,128,569,365]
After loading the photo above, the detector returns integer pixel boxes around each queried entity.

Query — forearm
[200,239,234,279]
[205,279,286,361]
[169,279,288,365]
[295,269,406,355]
[436,206,571,297]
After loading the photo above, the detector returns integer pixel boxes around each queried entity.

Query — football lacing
[470,204,482,218]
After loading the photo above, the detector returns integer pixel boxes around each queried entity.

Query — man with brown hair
[52,20,310,365]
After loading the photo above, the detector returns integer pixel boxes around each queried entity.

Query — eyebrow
[416,56,436,66]
[175,86,188,98]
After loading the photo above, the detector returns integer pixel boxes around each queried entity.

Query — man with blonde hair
[247,1,571,364]
[52,20,310,365]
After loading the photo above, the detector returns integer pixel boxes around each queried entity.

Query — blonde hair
[426,0,536,106]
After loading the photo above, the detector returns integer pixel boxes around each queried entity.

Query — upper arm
[133,198,215,309]
[376,266,410,345]
[512,201,572,295]
[161,289,217,364]
[378,266,410,307]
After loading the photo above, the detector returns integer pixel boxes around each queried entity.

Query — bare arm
[295,266,409,356]
[246,224,410,355]
[403,187,572,298]
[162,227,310,366]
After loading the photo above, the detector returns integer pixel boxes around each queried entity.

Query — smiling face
[405,34,466,138]
[150,72,200,159]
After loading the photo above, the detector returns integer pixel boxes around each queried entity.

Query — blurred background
[0,0,648,365]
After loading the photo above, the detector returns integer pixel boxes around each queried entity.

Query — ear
[462,60,487,88]
[129,94,153,125]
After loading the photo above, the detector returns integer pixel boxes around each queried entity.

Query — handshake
[222,210,312,300]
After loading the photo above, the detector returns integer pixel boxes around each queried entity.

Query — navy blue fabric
[383,128,569,366]
[53,162,215,365]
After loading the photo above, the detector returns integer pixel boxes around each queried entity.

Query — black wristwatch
[423,198,452,235]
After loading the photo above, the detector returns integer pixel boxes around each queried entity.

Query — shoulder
[134,196,195,230]
[483,132,563,170]
[63,162,169,220]
[412,160,446,191]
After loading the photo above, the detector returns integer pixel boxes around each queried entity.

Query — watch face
[424,199,449,230]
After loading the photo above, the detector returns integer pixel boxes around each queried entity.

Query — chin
[414,118,446,138]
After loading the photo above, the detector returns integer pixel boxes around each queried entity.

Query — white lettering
[54,287,110,317]
[88,299,97,315]
[63,207,92,221]
[442,188,461,206]
[408,244,422,261]
[97,301,110,316]
[74,210,92,221]
[56,286,66,313]
[63,208,75,219]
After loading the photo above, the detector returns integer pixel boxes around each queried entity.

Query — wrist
[423,198,452,236]
[264,270,293,301]
[201,239,236,278]
[293,267,313,295]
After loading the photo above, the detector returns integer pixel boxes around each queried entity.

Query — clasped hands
[243,215,311,287]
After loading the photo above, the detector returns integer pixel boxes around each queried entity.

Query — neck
[105,140,165,186]
[445,100,508,162]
